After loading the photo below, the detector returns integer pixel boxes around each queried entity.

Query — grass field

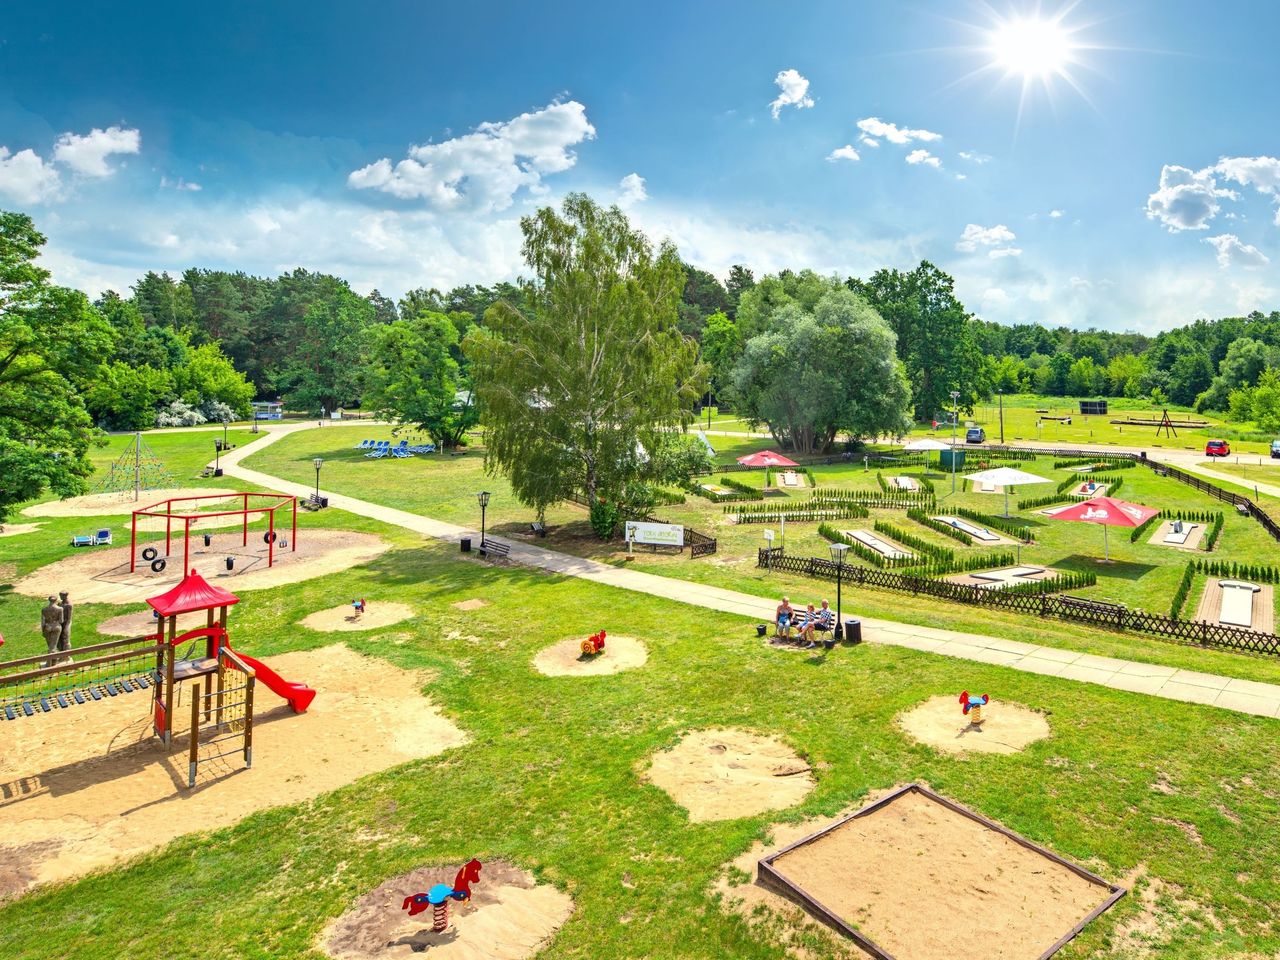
[3,508,1280,959]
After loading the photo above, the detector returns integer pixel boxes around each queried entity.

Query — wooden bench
[530,521,547,537]
[479,539,510,560]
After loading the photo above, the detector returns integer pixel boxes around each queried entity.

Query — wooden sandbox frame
[756,783,1126,960]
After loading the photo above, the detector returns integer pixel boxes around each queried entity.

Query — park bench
[530,521,547,537]
[479,539,510,560]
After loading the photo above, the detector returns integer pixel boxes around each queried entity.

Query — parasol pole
[1104,523,1110,562]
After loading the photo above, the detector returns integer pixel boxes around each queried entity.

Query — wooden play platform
[756,784,1124,960]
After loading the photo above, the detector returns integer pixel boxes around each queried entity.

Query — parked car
[1271,439,1280,459]
[965,427,986,444]
[1205,439,1230,457]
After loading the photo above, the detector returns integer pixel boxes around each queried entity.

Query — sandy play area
[96,608,204,637]
[898,695,1052,755]
[23,487,234,519]
[761,786,1119,960]
[0,643,467,900]
[301,602,415,632]
[644,728,814,822]
[533,635,648,677]
[12,529,391,606]
[0,523,42,538]
[319,861,573,960]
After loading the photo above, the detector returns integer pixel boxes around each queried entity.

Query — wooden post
[188,692,200,788]
[243,675,255,769]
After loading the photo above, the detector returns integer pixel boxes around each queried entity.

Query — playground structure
[130,492,298,575]
[93,431,175,500]
[580,629,606,657]
[0,568,315,788]
[403,859,484,933]
[959,690,989,725]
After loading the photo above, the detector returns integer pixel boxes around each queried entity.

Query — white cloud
[826,144,860,162]
[1145,163,1236,231]
[1214,156,1280,224]
[1049,209,1064,218]
[858,134,879,148]
[905,149,941,168]
[956,223,1019,259]
[348,100,596,212]
[160,176,202,192]
[855,117,941,145]
[618,172,647,206]
[769,69,815,119]
[988,246,1022,259]
[52,126,140,177]
[0,147,62,204]
[954,173,967,181]
[958,151,990,164]
[1204,233,1270,269]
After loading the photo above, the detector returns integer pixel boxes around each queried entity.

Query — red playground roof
[146,568,240,616]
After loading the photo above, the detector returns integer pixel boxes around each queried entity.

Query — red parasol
[1048,496,1158,561]
[736,450,799,468]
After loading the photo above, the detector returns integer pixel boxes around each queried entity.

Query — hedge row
[1003,569,1099,596]
[1128,512,1163,543]
[817,523,914,569]
[730,503,870,523]
[873,519,954,563]
[951,507,1033,543]
[1052,457,1136,471]
[906,508,975,545]
[905,551,1016,577]
[809,488,935,509]
[1056,472,1125,497]
[1017,494,1072,511]
[1194,557,1279,584]
[1170,560,1196,618]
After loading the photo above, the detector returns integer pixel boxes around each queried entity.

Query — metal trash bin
[756,624,767,638]
[844,618,862,644]
[460,537,472,553]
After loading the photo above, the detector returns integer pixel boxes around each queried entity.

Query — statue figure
[58,591,74,653]
[40,596,64,667]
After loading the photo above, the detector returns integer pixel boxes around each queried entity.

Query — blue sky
[2,0,1278,332]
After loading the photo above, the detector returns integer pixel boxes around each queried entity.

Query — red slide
[227,649,316,713]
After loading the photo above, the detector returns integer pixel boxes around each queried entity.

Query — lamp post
[222,416,230,452]
[477,490,491,547]
[998,389,1005,445]
[213,438,222,475]
[950,389,961,494]
[313,457,323,505]
[829,542,849,640]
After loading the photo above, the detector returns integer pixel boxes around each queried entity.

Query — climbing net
[0,636,161,722]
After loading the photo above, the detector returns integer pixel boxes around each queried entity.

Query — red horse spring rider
[403,859,483,933]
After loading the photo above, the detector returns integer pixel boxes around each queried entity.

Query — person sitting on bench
[775,597,795,638]
[797,601,835,647]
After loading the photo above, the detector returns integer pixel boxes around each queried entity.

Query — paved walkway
[218,424,1280,720]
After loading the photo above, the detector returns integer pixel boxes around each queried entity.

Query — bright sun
[990,16,1073,78]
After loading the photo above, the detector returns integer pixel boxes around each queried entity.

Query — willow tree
[466,194,705,532]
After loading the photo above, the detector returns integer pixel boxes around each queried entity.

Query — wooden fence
[757,547,1280,657]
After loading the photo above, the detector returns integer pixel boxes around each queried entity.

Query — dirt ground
[96,609,204,637]
[532,635,648,677]
[23,487,235,519]
[643,728,814,822]
[1148,519,1208,551]
[318,860,573,960]
[452,598,488,611]
[1194,579,1275,634]
[0,523,43,538]
[0,643,467,900]
[301,602,415,632]
[897,695,1052,755]
[12,529,391,605]
[769,789,1114,960]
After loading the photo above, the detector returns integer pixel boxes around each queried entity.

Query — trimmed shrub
[907,508,975,545]
[1170,561,1196,618]
[873,519,954,563]
[951,507,1033,543]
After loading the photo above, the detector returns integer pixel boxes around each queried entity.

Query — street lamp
[829,542,849,640]
[313,457,323,505]
[998,389,1005,445]
[213,438,222,476]
[477,491,491,547]
[949,390,961,494]
[222,416,230,452]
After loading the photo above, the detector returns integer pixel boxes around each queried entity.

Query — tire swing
[150,557,167,573]
[141,546,159,562]
[263,531,277,544]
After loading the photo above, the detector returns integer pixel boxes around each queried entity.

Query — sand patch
[0,523,42,538]
[1147,519,1208,552]
[23,487,234,519]
[644,728,814,822]
[11,529,391,606]
[96,609,205,637]
[760,786,1118,960]
[898,695,1051,755]
[319,860,573,960]
[533,635,648,677]
[452,598,488,611]
[301,602,415,633]
[1110,865,1222,957]
[0,643,466,899]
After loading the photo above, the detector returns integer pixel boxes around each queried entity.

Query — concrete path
[217,425,1280,720]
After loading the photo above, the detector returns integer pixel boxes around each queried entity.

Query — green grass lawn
[241,429,1280,683]
[2,511,1279,959]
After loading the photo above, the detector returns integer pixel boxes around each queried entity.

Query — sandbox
[533,635,648,676]
[757,784,1124,960]
[22,487,233,519]
[0,643,467,900]
[12,529,391,605]
[319,860,573,960]
[301,602,415,632]
[897,695,1051,755]
[644,728,814,822]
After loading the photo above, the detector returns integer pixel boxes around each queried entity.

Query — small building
[252,401,284,421]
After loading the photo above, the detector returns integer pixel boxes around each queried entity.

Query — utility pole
[950,390,960,494]
[998,389,1005,445]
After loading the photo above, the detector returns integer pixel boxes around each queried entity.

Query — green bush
[951,507,1032,543]
[1170,561,1196,618]
[873,519,953,563]
[728,502,870,523]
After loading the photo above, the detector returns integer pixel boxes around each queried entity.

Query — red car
[1205,439,1230,457]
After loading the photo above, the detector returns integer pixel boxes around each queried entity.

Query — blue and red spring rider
[959,690,989,725]
[403,859,483,933]
[580,630,606,657]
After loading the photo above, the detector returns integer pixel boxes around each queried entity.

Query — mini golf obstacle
[130,492,297,576]
[756,784,1125,960]
[0,569,315,788]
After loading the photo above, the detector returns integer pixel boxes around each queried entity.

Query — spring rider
[959,690,989,726]
[580,629,606,657]
[351,598,366,616]
[403,859,483,933]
